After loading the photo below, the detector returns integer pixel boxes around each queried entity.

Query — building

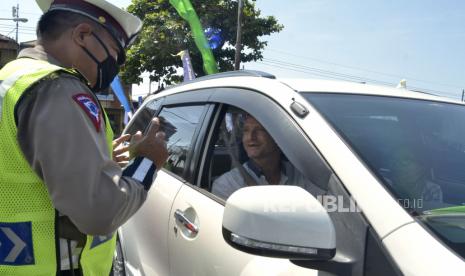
[0,34,18,68]
[19,40,36,51]
[97,84,133,136]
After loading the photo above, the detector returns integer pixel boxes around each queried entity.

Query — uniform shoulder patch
[72,93,101,132]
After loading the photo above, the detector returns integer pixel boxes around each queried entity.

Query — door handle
[174,209,199,234]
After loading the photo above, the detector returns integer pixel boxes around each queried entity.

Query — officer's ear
[72,23,93,47]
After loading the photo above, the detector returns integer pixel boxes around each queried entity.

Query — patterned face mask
[81,32,119,92]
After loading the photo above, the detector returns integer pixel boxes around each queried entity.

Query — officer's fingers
[116,160,129,168]
[155,131,166,141]
[145,118,161,138]
[131,131,143,144]
[113,133,131,147]
[115,154,130,162]
[155,132,167,149]
[128,131,143,159]
[113,144,130,156]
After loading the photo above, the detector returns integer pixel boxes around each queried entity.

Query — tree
[122,0,283,85]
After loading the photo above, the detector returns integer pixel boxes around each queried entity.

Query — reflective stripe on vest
[0,58,115,276]
[0,64,54,121]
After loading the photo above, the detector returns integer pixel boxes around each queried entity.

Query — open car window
[203,105,325,200]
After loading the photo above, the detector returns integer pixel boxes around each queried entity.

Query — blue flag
[111,76,133,125]
[178,50,195,81]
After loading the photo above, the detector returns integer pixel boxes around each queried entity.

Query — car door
[168,87,318,276]
[119,97,210,276]
[119,97,178,276]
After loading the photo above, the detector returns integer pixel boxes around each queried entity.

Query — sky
[2,0,465,100]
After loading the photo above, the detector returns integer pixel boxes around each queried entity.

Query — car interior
[206,108,249,191]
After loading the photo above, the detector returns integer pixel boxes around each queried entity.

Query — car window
[202,105,325,200]
[158,105,206,178]
[304,93,465,211]
[125,98,162,135]
[205,107,245,190]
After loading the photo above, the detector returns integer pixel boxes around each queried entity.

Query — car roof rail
[150,70,276,96]
[192,70,276,82]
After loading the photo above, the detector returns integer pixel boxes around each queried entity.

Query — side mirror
[222,185,336,260]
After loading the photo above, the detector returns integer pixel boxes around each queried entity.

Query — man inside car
[212,114,323,199]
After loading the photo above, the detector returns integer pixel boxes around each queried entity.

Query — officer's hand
[112,134,131,167]
[129,117,168,170]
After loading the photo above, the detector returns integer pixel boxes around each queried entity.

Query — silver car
[114,71,465,276]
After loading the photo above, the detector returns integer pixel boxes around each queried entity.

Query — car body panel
[383,222,465,275]
[121,171,184,276]
[168,184,316,276]
[279,78,465,104]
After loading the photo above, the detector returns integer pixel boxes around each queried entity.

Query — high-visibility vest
[0,58,116,276]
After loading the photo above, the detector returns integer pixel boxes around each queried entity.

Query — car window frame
[195,103,232,204]
[187,103,218,184]
[363,227,403,275]
[154,102,210,183]
[194,87,332,194]
[153,89,215,184]
[123,97,165,136]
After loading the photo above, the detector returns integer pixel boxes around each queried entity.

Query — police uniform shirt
[15,45,148,236]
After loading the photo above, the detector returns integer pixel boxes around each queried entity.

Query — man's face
[242,116,280,160]
[391,151,426,195]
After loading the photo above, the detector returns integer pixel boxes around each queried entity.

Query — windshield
[304,93,465,258]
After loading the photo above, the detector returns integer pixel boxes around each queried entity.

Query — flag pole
[234,0,244,70]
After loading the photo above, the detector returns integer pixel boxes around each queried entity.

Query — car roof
[145,71,463,105]
[278,78,459,102]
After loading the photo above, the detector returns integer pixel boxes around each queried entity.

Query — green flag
[170,0,219,75]
[426,205,465,215]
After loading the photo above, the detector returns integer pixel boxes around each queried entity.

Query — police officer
[0,0,168,275]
